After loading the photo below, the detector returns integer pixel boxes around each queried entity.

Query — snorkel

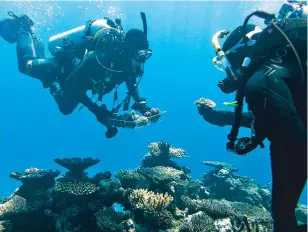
[212,30,238,83]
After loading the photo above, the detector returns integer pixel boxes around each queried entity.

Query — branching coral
[128,189,173,213]
[148,141,188,159]
[190,212,216,232]
[137,166,184,184]
[95,207,124,232]
[141,141,188,169]
[150,209,174,230]
[55,181,97,196]
[0,195,28,220]
[115,170,146,189]
[181,196,235,218]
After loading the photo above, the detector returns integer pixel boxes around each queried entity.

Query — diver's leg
[1,14,59,88]
[245,67,307,232]
[16,30,59,88]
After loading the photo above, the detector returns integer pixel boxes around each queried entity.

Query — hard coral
[137,166,184,184]
[150,209,174,230]
[128,189,173,213]
[190,212,215,232]
[181,196,235,218]
[148,141,188,159]
[0,195,28,220]
[55,180,97,196]
[141,142,188,169]
[54,157,100,173]
[95,207,124,232]
[115,170,146,189]
[10,168,59,187]
[202,161,238,172]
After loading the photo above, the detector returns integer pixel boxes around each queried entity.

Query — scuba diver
[0,11,159,138]
[208,1,307,231]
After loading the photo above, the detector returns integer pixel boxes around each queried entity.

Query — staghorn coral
[0,195,28,220]
[128,189,173,213]
[55,180,97,196]
[137,166,184,185]
[54,157,100,173]
[115,170,146,189]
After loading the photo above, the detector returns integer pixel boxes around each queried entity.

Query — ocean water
[0,0,306,208]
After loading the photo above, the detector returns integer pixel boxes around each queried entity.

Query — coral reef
[201,160,270,210]
[0,141,306,231]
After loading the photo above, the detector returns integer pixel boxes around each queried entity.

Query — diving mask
[134,49,152,63]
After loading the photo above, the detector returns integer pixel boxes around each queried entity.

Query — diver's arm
[126,77,151,114]
[198,108,253,128]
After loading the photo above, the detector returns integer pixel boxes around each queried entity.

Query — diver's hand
[132,101,151,115]
[234,137,259,155]
[195,98,216,115]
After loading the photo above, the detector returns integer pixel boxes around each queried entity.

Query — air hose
[227,81,245,152]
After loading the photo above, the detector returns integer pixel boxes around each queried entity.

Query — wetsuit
[197,106,253,128]
[208,17,307,231]
[1,18,151,137]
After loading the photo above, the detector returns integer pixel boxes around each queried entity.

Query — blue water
[0,1,306,205]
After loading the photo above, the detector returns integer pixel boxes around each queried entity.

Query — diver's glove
[132,101,151,115]
[233,136,262,155]
[95,104,118,138]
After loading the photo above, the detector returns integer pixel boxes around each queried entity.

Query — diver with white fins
[199,1,307,231]
[0,11,160,138]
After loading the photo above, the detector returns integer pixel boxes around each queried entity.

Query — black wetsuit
[244,62,307,232]
[200,18,307,231]
[10,28,148,131]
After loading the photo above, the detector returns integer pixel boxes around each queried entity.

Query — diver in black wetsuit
[208,2,307,231]
[0,12,158,138]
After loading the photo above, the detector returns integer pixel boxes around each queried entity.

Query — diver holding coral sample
[0,11,161,138]
[201,1,307,231]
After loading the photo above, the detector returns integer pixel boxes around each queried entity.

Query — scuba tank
[48,18,123,59]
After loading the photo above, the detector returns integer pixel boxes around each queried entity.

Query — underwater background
[0,0,306,207]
